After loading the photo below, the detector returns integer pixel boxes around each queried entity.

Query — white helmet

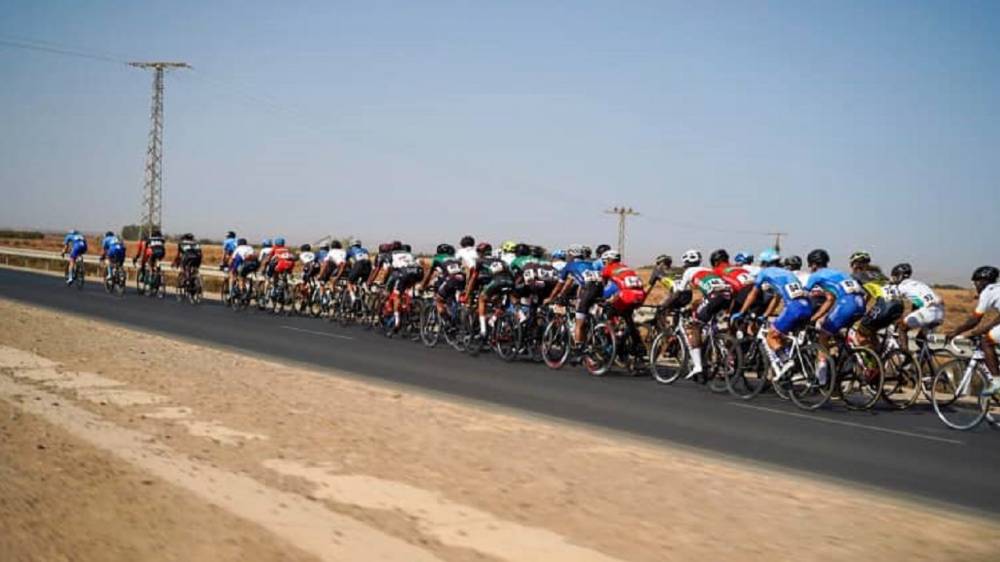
[681,249,702,266]
[601,249,620,264]
[567,244,584,258]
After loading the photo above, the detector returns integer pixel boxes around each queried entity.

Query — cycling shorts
[667,290,693,310]
[733,285,768,316]
[275,259,295,274]
[819,295,865,334]
[903,305,944,331]
[860,297,904,332]
[238,259,259,277]
[610,288,645,314]
[181,253,202,270]
[772,299,812,335]
[694,290,732,324]
[989,325,1000,345]
[576,282,603,316]
[146,246,165,261]
[106,246,125,264]
[436,277,465,300]
[69,242,87,259]
[347,261,372,284]
[483,276,514,299]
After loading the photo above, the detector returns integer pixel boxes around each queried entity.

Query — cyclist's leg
[985,327,1000,379]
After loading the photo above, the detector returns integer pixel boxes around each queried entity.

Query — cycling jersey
[677,267,730,297]
[806,268,866,333]
[522,260,557,287]
[222,237,237,257]
[501,252,517,266]
[178,240,202,257]
[102,235,125,262]
[65,233,88,259]
[476,256,512,283]
[602,263,646,312]
[390,251,416,269]
[559,259,602,286]
[431,254,465,282]
[647,264,675,291]
[852,269,900,302]
[323,248,347,267]
[894,279,941,309]
[347,246,370,263]
[272,246,295,274]
[300,251,316,265]
[552,259,567,273]
[509,255,536,275]
[456,246,478,270]
[975,283,1000,317]
[145,236,166,260]
[755,267,813,334]
[258,247,273,263]
[714,263,755,292]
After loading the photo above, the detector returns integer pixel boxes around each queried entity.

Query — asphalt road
[2,267,998,516]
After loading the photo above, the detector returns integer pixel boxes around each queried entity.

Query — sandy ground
[1,297,998,562]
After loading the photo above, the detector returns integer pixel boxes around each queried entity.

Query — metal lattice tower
[129,61,189,239]
[604,206,640,260]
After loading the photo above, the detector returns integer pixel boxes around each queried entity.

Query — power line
[0,37,126,65]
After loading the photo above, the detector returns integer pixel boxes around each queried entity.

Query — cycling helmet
[531,245,545,259]
[709,249,729,267]
[595,244,611,257]
[601,249,621,264]
[733,252,752,265]
[226,231,236,238]
[391,240,402,251]
[580,245,593,259]
[460,235,475,248]
[681,249,702,266]
[274,237,286,246]
[401,244,412,252]
[514,243,530,257]
[552,249,567,260]
[237,238,248,246]
[330,240,342,249]
[350,239,361,248]
[783,255,802,271]
[436,243,456,256]
[758,248,780,266]
[104,231,114,238]
[68,229,79,235]
[807,249,830,268]
[320,244,330,251]
[655,254,672,266]
[890,263,912,280]
[152,229,162,237]
[972,266,999,284]
[849,250,872,266]
[476,242,493,255]
[300,244,311,252]
[261,238,272,248]
[378,242,391,253]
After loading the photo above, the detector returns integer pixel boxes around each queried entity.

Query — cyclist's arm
[810,291,836,323]
[418,259,434,289]
[967,314,1000,338]
[738,286,760,315]
[463,269,479,301]
[762,293,782,318]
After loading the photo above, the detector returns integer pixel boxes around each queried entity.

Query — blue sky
[1,1,997,282]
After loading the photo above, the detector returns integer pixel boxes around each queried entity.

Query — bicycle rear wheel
[583,323,616,376]
[727,339,768,400]
[838,347,884,410]
[880,349,921,410]
[649,331,686,384]
[541,318,571,370]
[931,359,989,430]
[705,334,740,393]
[493,314,518,361]
[788,344,837,410]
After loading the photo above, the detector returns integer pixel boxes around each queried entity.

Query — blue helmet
[274,237,286,246]
[733,251,753,265]
[261,239,272,248]
[758,248,780,265]
[552,249,567,260]
[68,229,79,235]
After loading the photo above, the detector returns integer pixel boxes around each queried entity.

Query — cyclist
[522,248,559,312]
[172,233,203,292]
[466,242,515,339]
[850,250,903,349]
[132,229,166,285]
[419,243,466,322]
[344,240,372,304]
[645,254,674,295]
[945,266,1000,392]
[600,250,647,357]
[221,231,237,270]
[733,249,813,379]
[710,248,760,315]
[888,263,945,351]
[368,241,397,288]
[544,245,603,353]
[500,240,518,266]
[551,249,568,272]
[805,249,866,384]
[318,240,347,288]
[229,238,257,296]
[783,255,810,286]
[99,231,126,281]
[661,249,732,380]
[62,229,88,285]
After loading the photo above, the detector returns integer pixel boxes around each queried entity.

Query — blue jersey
[347,246,370,263]
[559,259,602,285]
[315,249,328,263]
[805,268,864,301]
[222,237,237,256]
[102,234,123,252]
[755,267,811,304]
[64,233,87,248]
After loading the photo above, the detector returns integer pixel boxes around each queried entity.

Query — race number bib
[581,270,601,283]
[700,277,728,293]
[489,261,505,274]
[446,263,462,275]
[921,293,938,306]
[882,285,900,300]
[785,282,806,299]
[523,269,536,281]
[839,279,862,294]
[735,272,753,285]
[623,275,643,289]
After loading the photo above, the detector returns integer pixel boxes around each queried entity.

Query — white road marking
[280,325,354,340]
[729,402,964,445]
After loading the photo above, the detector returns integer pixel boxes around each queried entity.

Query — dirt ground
[1,297,999,562]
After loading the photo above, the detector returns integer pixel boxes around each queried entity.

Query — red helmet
[476,242,493,255]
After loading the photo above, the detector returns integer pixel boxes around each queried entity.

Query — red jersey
[713,263,753,291]
[602,263,644,291]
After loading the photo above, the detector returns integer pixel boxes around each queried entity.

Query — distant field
[1,234,986,334]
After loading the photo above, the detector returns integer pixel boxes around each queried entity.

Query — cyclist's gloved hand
[730,311,744,322]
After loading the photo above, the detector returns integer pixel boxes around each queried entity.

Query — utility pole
[604,206,640,260]
[129,61,189,240]
[768,231,788,253]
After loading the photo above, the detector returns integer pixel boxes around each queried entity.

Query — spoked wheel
[493,314,518,361]
[104,267,115,294]
[420,307,442,347]
[787,344,837,411]
[880,349,922,410]
[931,359,990,430]
[135,269,146,296]
[727,338,769,400]
[220,277,231,306]
[705,334,740,393]
[444,309,467,352]
[74,263,86,290]
[649,331,686,384]
[541,318,571,370]
[838,346,884,410]
[583,323,616,376]
[113,267,127,297]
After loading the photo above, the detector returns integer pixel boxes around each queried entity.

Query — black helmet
[595,244,611,257]
[237,238,248,245]
[182,233,194,240]
[972,266,999,284]
[514,243,530,257]
[709,249,729,267]
[891,263,912,280]
[436,243,455,256]
[460,235,475,248]
[226,231,236,238]
[531,245,545,259]
[655,254,672,266]
[401,244,411,252]
[807,249,830,268]
[320,244,330,251]
[391,240,403,251]
[152,229,162,237]
[476,242,492,255]
[331,240,343,249]
[783,255,803,271]
[105,231,114,238]
[300,243,311,252]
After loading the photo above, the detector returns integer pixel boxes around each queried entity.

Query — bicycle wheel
[880,349,921,410]
[104,267,114,293]
[727,338,767,400]
[705,334,740,393]
[113,267,127,296]
[493,314,518,361]
[649,331,686,384]
[838,346,884,410]
[420,307,441,347]
[135,269,146,296]
[583,322,616,376]
[931,359,989,430]
[541,318,571,370]
[74,262,85,290]
[788,344,837,410]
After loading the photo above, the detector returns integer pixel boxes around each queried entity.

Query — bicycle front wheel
[838,347,884,410]
[788,344,837,411]
[649,331,686,385]
[583,322,616,376]
[880,349,921,410]
[931,359,989,430]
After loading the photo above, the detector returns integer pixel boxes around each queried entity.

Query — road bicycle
[103,260,126,296]
[136,262,165,298]
[875,324,921,410]
[174,264,203,304]
[931,337,1000,430]
[648,312,739,392]
[64,254,86,290]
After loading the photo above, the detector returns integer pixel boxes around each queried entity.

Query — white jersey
[258,247,273,262]
[233,245,255,260]
[299,252,316,265]
[975,283,1000,316]
[325,248,347,266]
[552,259,567,272]
[501,252,516,266]
[894,279,941,309]
[456,246,478,270]
[676,266,728,293]
[391,251,416,269]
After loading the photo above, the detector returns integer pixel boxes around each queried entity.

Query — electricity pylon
[129,61,189,239]
[604,206,640,260]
